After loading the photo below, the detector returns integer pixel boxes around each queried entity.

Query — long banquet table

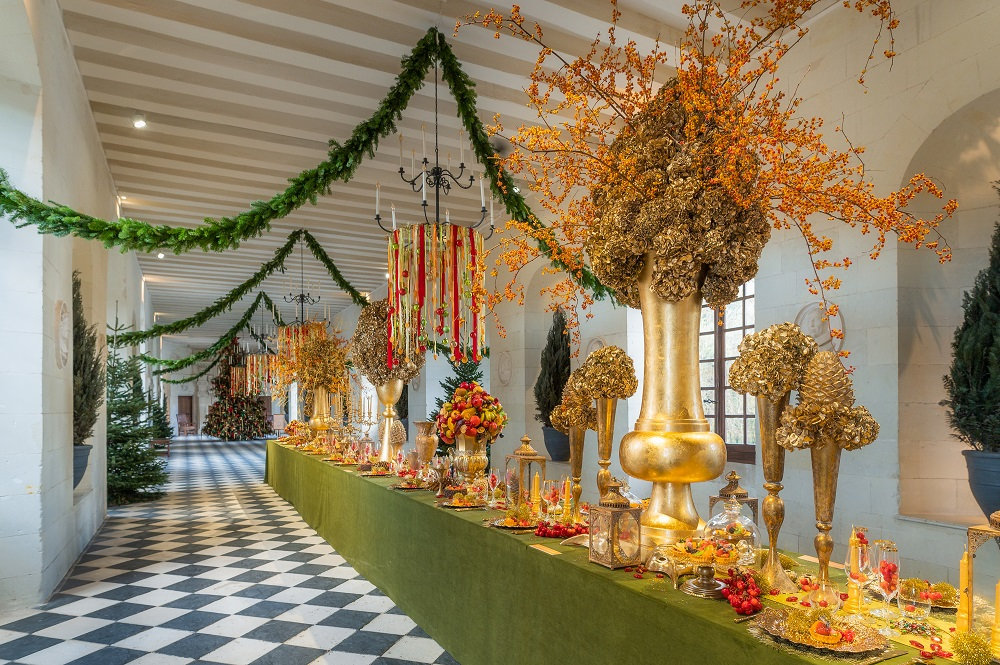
[265,440,917,665]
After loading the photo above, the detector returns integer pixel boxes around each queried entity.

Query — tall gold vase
[619,254,727,547]
[376,379,405,463]
[596,398,617,499]
[568,426,586,524]
[308,386,332,436]
[810,439,843,606]
[758,393,796,593]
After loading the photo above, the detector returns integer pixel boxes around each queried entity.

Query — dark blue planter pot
[963,449,1000,518]
[542,426,570,462]
[73,444,92,488]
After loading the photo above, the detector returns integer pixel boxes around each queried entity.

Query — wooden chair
[177,413,197,436]
[272,414,286,436]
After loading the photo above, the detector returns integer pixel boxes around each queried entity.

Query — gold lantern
[588,480,642,569]
[504,435,547,511]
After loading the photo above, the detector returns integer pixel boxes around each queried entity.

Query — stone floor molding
[0,438,458,665]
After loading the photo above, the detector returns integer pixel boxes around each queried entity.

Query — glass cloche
[702,497,760,566]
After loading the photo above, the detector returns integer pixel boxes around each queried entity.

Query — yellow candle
[991,580,1000,657]
[956,549,971,632]
[530,471,540,503]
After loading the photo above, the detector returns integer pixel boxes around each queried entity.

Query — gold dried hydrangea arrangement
[776,351,879,452]
[729,323,818,402]
[272,322,350,406]
[351,298,424,386]
[551,372,597,433]
[585,81,771,310]
[577,345,638,399]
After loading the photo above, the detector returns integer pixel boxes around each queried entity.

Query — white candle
[479,174,485,207]
[375,182,380,215]
[489,196,494,226]
[398,133,403,167]
[421,124,426,158]
[459,130,465,164]
[422,164,427,203]
[391,204,396,231]
[411,149,415,174]
[446,209,450,224]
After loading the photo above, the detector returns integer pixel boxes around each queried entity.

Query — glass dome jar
[702,497,760,566]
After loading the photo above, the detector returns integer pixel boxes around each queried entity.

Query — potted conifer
[944,193,1000,518]
[72,272,104,488]
[535,309,572,461]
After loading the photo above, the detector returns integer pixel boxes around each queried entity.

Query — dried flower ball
[553,372,597,433]
[729,323,818,401]
[351,298,424,385]
[578,345,638,399]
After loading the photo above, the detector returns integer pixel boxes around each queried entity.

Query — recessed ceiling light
[131,112,147,129]
[157,252,165,259]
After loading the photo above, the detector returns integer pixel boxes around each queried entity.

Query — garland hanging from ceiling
[0,28,611,301]
[161,354,222,385]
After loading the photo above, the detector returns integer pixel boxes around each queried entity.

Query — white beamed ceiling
[60,0,695,348]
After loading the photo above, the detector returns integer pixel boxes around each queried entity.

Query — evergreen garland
[944,186,1000,452]
[106,339,168,504]
[0,28,611,301]
[72,271,105,446]
[202,340,273,440]
[161,355,222,385]
[533,309,571,428]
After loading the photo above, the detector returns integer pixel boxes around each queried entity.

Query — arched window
[700,281,756,463]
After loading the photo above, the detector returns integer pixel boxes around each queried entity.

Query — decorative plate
[334,462,358,466]
[491,518,538,530]
[438,501,486,510]
[391,484,424,491]
[754,607,887,655]
[359,471,393,477]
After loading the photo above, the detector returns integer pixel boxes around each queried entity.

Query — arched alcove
[897,87,1000,523]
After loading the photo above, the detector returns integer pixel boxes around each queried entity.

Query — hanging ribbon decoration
[387,223,484,365]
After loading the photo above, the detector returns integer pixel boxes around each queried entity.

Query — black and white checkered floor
[0,439,459,665]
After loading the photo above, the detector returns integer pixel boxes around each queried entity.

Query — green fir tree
[72,272,105,446]
[106,330,168,504]
[533,309,571,428]
[944,189,1000,452]
[202,340,272,440]
[146,392,173,440]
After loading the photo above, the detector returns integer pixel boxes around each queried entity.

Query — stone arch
[897,86,1000,522]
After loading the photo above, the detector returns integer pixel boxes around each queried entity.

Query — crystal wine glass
[867,539,893,618]
[486,471,500,509]
[542,479,561,524]
[843,528,870,616]
[875,543,900,636]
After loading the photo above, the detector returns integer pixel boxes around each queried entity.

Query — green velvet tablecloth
[265,441,913,665]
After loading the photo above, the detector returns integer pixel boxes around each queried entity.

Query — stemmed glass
[867,539,893,618]
[874,543,900,636]
[431,456,449,498]
[542,480,561,523]
[843,526,870,616]
[486,471,500,509]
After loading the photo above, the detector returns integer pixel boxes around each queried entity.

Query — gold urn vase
[414,421,437,465]
[596,398,617,498]
[809,438,843,607]
[453,432,488,485]
[619,255,727,547]
[376,379,406,463]
[308,386,332,437]
[568,426,586,525]
[758,393,797,593]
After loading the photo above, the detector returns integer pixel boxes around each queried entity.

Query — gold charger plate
[438,501,486,510]
[359,471,393,478]
[754,607,888,655]
[391,484,425,491]
[490,518,538,530]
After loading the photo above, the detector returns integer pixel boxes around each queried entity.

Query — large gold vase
[568,426,586,524]
[758,393,796,593]
[414,421,437,465]
[619,254,727,547]
[376,379,405,463]
[453,432,488,485]
[596,398,617,499]
[308,385,332,436]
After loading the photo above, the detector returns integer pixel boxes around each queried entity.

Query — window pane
[700,334,715,361]
[700,362,715,388]
[746,301,755,327]
[746,396,757,417]
[702,389,716,415]
[725,418,744,445]
[725,330,743,357]
[724,359,734,383]
[725,389,743,415]
[701,307,715,333]
[745,279,755,296]
[746,418,758,446]
[725,300,743,329]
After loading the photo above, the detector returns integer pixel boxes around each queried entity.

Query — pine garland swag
[0,28,611,302]
[944,184,1000,452]
[201,340,272,441]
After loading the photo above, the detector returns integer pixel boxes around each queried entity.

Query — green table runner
[265,441,915,665]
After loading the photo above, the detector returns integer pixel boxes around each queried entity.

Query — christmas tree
[533,309,571,427]
[106,331,167,504]
[202,339,272,440]
[73,271,104,446]
[147,391,172,440]
[434,358,485,456]
[944,194,1000,452]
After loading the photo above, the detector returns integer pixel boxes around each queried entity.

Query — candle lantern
[504,435,546,509]
[708,470,759,525]
[589,480,642,569]
[964,510,1000,642]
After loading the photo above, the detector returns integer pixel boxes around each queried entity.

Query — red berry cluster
[909,641,952,659]
[534,521,589,538]
[623,564,650,579]
[720,569,763,615]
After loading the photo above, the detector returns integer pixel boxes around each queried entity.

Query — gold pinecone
[798,351,854,406]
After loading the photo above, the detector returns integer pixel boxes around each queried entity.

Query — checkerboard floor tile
[0,439,459,665]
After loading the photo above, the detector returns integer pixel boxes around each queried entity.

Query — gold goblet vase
[453,432,488,486]
[758,393,797,593]
[808,438,843,608]
[618,255,727,548]
[376,379,406,463]
[596,398,617,498]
